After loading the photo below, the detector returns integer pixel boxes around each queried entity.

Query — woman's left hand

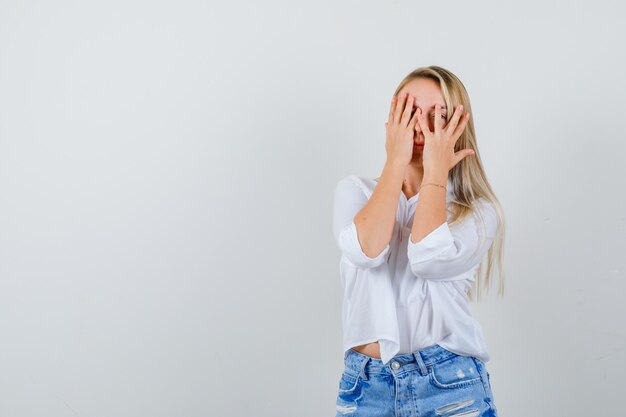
[416,104,474,177]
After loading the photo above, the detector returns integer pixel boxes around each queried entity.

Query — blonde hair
[388,65,506,302]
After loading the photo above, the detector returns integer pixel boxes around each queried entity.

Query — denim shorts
[335,344,498,417]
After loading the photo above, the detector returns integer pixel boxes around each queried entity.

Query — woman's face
[398,78,448,153]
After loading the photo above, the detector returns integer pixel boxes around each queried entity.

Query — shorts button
[391,361,400,370]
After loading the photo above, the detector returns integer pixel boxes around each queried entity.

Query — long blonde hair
[389,65,506,301]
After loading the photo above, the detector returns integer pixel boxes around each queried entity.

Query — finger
[416,108,431,139]
[394,92,408,124]
[401,94,414,127]
[445,104,464,135]
[409,102,419,130]
[451,111,471,141]
[388,96,397,125]
[434,104,443,136]
[453,148,476,166]
[414,114,423,134]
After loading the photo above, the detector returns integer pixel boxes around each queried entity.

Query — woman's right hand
[384,92,418,168]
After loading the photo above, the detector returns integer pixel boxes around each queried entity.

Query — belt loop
[412,351,428,376]
[358,356,371,381]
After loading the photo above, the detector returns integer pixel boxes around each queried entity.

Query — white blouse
[332,174,498,365]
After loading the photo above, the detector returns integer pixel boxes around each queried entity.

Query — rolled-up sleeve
[407,199,498,281]
[332,176,390,268]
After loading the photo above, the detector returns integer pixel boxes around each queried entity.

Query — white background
[1,1,625,416]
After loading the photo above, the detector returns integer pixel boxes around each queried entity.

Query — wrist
[422,170,448,186]
[383,159,407,178]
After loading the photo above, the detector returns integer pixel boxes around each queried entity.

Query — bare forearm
[410,170,449,244]
[354,160,404,257]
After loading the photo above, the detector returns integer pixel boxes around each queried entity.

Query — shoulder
[473,198,497,216]
[337,174,374,187]
[335,174,376,197]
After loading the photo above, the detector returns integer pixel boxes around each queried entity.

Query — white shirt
[332,174,498,365]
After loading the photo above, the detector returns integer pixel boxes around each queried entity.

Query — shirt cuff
[407,222,455,264]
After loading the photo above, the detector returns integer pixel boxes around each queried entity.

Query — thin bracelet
[420,182,446,190]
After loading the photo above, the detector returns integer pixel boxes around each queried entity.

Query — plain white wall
[1,1,624,416]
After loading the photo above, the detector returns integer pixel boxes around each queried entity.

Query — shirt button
[391,361,400,370]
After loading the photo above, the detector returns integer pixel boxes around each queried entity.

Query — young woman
[332,66,505,417]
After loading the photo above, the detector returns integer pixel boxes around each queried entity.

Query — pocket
[336,369,364,415]
[429,354,482,389]
[338,369,361,394]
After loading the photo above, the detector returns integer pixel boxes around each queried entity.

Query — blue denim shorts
[335,344,498,417]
